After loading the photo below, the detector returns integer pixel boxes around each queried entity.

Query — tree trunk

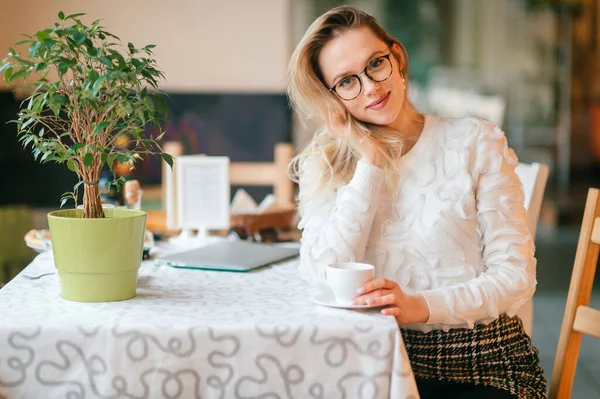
[82,183,105,218]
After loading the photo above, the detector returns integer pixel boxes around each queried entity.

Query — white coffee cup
[321,262,375,305]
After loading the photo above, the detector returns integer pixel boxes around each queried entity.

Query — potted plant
[0,11,173,302]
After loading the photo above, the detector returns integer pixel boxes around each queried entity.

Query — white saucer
[310,292,379,309]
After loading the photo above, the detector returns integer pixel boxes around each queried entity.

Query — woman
[288,5,547,399]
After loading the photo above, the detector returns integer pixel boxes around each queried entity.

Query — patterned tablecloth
[0,243,419,399]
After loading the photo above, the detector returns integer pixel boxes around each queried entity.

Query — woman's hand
[353,278,430,324]
[360,136,384,168]
[329,109,384,168]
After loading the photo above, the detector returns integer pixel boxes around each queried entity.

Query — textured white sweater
[298,115,537,332]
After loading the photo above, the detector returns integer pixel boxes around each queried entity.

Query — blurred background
[1,0,599,395]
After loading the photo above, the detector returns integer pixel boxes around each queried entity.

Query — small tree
[0,11,173,218]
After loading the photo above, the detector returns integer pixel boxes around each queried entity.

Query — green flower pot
[47,208,147,302]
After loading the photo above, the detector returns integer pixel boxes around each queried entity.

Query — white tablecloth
[0,244,419,399]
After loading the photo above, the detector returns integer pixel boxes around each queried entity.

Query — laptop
[155,240,300,272]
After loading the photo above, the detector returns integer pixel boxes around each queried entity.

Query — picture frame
[175,155,230,232]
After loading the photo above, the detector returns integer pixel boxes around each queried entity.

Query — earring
[401,73,406,84]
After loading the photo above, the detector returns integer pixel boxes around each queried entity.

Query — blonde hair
[288,6,419,213]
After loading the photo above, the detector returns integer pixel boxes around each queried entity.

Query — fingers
[381,307,401,317]
[353,289,392,305]
[356,278,396,295]
[365,293,397,307]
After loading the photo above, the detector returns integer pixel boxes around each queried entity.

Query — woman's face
[318,26,405,126]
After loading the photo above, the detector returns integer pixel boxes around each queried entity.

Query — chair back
[515,162,550,238]
[514,162,550,336]
[549,188,600,398]
[229,143,294,208]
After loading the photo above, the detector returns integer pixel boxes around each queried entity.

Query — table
[0,244,419,399]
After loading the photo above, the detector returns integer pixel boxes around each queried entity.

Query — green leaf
[87,69,99,82]
[98,57,112,67]
[20,117,35,130]
[58,11,65,20]
[0,63,12,74]
[92,75,107,96]
[29,41,42,57]
[34,30,50,42]
[57,62,69,76]
[71,143,85,152]
[107,153,118,171]
[21,135,34,148]
[49,102,61,117]
[4,67,12,83]
[65,13,86,20]
[35,62,47,72]
[114,54,126,70]
[53,94,68,105]
[73,181,84,191]
[6,68,26,83]
[161,153,174,169]
[67,160,77,172]
[71,30,86,45]
[83,152,93,168]
[99,31,120,41]
[40,151,53,162]
[93,121,110,134]
[42,38,56,49]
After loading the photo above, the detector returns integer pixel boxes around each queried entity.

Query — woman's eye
[370,58,383,69]
[338,77,353,87]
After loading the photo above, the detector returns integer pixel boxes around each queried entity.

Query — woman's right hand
[360,136,384,168]
[329,110,384,168]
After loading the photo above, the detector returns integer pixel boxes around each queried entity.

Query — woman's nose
[361,75,381,96]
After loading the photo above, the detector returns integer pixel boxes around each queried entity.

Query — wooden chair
[514,162,550,336]
[548,187,600,398]
[229,143,295,208]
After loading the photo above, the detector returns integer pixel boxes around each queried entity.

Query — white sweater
[298,115,537,333]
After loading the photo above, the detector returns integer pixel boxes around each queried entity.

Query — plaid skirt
[401,315,547,399]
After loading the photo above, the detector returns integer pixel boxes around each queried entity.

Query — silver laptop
[155,240,299,272]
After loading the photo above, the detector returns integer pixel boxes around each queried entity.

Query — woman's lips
[367,92,391,110]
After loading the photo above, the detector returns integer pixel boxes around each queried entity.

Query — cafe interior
[1,0,600,398]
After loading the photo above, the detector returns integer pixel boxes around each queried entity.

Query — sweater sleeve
[297,156,385,289]
[420,122,537,326]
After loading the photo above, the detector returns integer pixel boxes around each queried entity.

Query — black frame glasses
[328,53,394,101]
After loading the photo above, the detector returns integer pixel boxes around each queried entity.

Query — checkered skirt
[401,315,547,398]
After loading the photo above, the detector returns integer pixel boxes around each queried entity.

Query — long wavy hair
[288,6,420,214]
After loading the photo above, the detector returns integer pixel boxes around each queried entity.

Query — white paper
[176,156,230,230]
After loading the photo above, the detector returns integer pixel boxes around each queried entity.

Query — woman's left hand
[353,278,430,324]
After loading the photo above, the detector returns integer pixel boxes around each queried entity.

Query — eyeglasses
[329,53,393,101]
